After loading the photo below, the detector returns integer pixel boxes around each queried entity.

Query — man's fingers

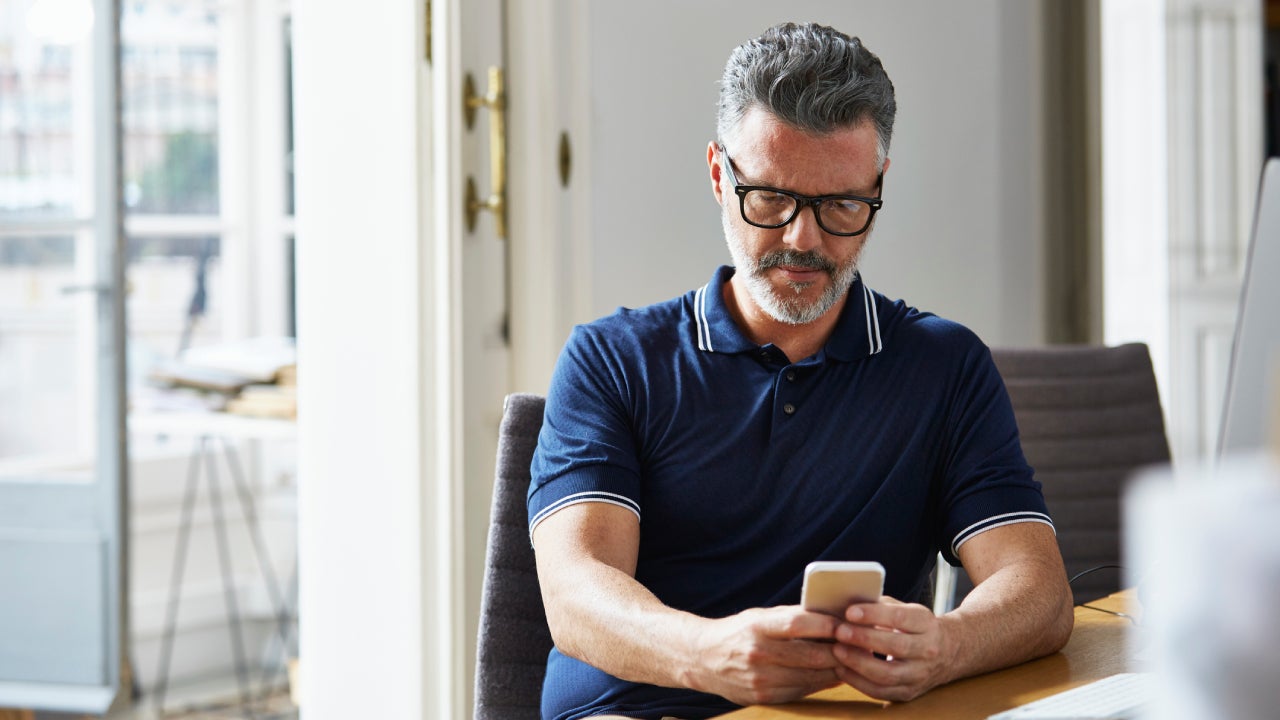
[833,662,923,704]
[757,606,841,641]
[767,638,843,671]
[844,598,932,634]
[765,666,842,692]
[836,622,932,660]
[833,643,914,685]
[737,666,844,707]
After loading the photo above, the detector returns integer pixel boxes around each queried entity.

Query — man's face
[710,108,886,326]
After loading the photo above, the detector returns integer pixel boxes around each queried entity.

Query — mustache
[755,249,837,275]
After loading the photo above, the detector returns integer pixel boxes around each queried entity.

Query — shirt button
[785,370,797,382]
[783,403,796,415]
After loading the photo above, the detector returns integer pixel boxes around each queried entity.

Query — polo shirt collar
[692,265,884,361]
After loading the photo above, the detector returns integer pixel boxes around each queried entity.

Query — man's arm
[532,502,845,706]
[830,522,1074,702]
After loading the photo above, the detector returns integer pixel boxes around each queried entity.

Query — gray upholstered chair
[474,393,553,720]
[942,343,1171,608]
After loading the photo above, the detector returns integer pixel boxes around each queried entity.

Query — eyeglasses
[718,144,883,237]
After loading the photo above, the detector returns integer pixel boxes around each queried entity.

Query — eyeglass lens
[741,190,873,235]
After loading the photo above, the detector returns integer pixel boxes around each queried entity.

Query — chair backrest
[951,343,1171,606]
[474,393,553,720]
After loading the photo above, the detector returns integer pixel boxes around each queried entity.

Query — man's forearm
[936,556,1074,684]
[533,503,845,705]
[539,552,705,690]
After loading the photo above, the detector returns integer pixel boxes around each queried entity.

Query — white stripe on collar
[695,284,714,352]
[863,282,883,356]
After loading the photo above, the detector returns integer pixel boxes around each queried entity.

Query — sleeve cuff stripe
[528,491,642,543]
[951,512,1054,556]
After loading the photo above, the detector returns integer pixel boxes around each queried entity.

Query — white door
[457,0,511,714]
[0,0,128,712]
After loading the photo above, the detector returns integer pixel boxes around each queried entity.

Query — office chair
[475,393,553,720]
[939,343,1171,610]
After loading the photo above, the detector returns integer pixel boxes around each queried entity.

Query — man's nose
[782,203,825,252]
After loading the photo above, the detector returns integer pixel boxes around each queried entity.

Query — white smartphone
[801,560,885,616]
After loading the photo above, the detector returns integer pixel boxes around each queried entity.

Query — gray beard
[722,209,860,325]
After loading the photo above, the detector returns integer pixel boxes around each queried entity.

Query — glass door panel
[0,0,126,712]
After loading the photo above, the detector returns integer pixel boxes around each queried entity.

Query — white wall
[568,1,1049,346]
[292,1,440,718]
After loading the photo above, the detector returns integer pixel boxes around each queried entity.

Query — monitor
[1218,157,1280,457]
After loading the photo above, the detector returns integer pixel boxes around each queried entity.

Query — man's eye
[751,191,791,207]
[823,199,868,219]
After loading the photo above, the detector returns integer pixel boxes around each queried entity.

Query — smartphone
[801,560,885,616]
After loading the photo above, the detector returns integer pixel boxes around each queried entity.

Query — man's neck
[722,276,847,363]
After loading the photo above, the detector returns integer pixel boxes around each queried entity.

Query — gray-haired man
[529,22,1073,720]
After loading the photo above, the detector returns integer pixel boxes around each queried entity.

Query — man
[528,22,1074,720]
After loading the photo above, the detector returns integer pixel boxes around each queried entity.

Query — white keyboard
[987,673,1155,720]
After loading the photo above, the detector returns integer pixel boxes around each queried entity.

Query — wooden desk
[718,591,1138,719]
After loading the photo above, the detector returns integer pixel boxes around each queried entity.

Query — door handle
[61,283,112,296]
[62,280,133,297]
[464,66,507,239]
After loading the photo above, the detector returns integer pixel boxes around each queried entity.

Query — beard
[721,206,861,325]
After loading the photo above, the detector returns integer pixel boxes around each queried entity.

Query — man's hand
[684,606,844,706]
[830,596,952,702]
[534,503,851,706]
[831,523,1074,703]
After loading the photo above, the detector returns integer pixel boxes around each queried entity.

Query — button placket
[777,366,800,417]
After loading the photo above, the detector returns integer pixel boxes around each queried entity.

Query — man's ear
[707,141,725,204]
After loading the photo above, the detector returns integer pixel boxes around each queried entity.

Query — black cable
[1068,563,1139,625]
[1067,563,1125,588]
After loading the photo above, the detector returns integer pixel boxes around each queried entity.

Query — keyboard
[986,673,1155,720]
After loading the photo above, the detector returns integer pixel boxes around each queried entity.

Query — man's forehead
[727,109,880,190]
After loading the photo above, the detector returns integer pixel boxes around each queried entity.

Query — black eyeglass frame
[717,143,884,237]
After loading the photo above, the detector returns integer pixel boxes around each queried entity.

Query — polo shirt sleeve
[936,339,1053,566]
[528,324,643,541]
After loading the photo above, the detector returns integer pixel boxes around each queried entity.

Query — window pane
[122,0,220,215]
[126,234,222,396]
[0,0,87,222]
[0,235,89,463]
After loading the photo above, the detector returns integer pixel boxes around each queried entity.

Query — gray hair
[717,22,896,169]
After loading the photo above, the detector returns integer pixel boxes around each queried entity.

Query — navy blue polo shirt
[528,265,1051,720]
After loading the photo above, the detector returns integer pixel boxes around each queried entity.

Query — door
[458,0,510,713]
[0,0,128,713]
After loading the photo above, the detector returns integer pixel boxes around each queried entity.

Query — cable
[1068,563,1125,587]
[1068,563,1139,624]
[1079,603,1139,625]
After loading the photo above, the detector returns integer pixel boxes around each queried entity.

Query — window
[0,0,296,466]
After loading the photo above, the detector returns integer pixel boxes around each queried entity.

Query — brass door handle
[464,67,506,239]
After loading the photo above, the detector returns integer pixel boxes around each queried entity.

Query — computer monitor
[1218,158,1280,457]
